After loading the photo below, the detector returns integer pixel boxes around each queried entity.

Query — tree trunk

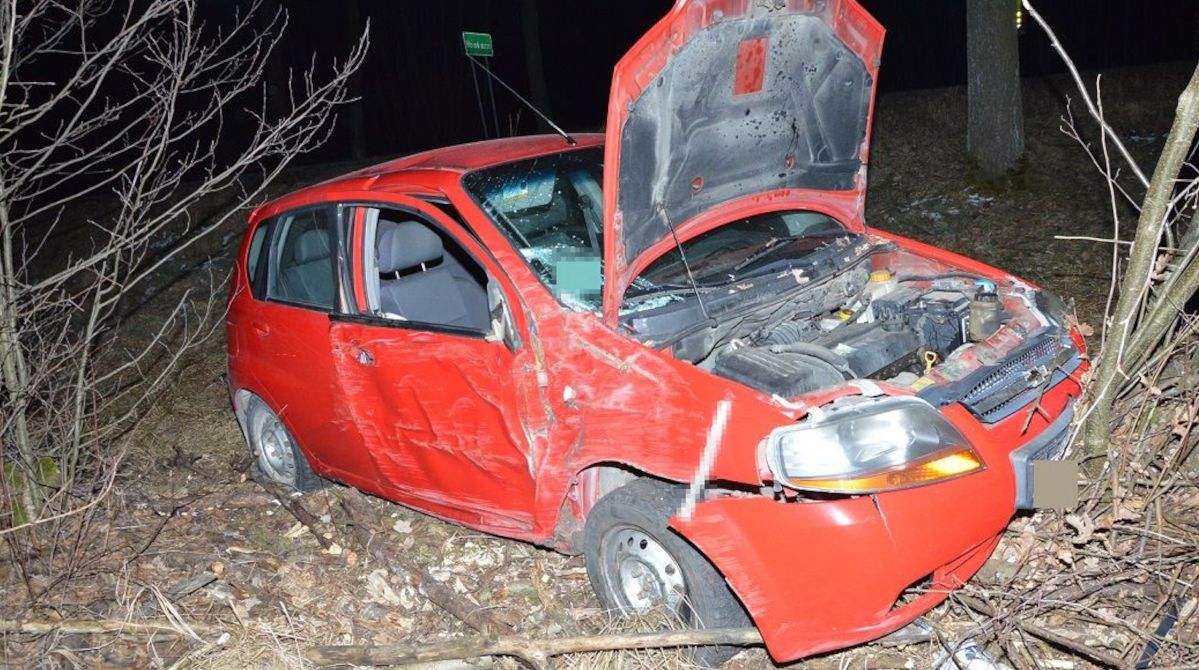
[1082,64,1199,460]
[0,186,40,520]
[967,0,1024,176]
[521,0,552,133]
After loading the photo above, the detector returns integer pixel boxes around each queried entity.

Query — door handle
[251,321,270,336]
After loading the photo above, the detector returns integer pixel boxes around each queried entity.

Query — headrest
[294,229,331,263]
[377,220,443,273]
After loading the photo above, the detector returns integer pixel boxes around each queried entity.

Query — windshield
[464,148,605,311]
[464,148,854,314]
[631,210,848,296]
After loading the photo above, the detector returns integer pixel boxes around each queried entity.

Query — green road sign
[462,32,494,57]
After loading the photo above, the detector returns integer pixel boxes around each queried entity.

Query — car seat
[278,228,335,306]
[376,220,489,330]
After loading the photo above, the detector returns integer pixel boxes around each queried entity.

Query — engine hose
[767,342,857,379]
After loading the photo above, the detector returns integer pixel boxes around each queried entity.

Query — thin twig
[305,627,765,668]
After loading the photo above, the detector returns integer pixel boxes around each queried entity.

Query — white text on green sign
[462,32,494,57]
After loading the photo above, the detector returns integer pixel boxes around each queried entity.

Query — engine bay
[712,267,995,397]
[625,233,1081,424]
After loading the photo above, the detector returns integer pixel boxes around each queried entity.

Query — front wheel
[583,478,751,667]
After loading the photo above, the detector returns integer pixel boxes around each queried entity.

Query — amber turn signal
[782,447,984,494]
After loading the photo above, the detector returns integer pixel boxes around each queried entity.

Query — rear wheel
[583,478,751,667]
[243,395,321,492]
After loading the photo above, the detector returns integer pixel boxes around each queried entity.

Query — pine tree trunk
[967,0,1024,176]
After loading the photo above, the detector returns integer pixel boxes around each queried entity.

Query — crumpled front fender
[669,400,1051,662]
[672,492,1003,661]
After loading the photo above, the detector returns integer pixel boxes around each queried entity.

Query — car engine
[709,269,1000,398]
[624,235,1080,424]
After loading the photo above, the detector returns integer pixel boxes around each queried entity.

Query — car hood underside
[603,0,885,312]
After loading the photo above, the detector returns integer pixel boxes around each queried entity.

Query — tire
[583,478,751,667]
[243,395,322,492]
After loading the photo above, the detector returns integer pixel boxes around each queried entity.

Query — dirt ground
[2,62,1192,669]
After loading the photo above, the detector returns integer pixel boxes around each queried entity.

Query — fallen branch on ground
[259,480,334,551]
[0,618,226,637]
[305,627,764,669]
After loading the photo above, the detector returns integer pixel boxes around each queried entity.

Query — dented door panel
[328,320,539,529]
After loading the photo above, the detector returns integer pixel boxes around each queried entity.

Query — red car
[226,0,1085,664]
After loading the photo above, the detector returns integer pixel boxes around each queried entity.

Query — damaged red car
[226,0,1086,665]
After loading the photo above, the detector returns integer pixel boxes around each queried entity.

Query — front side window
[268,208,337,309]
[463,148,604,312]
[360,208,491,333]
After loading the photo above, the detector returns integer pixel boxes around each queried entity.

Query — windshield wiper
[729,231,853,275]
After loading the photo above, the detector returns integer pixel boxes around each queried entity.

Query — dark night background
[267,1,1198,162]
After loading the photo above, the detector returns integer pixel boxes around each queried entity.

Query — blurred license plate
[1011,405,1074,509]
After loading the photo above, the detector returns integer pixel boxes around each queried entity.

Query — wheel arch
[548,460,683,553]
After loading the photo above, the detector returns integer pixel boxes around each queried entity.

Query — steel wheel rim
[254,411,296,484]
[600,525,687,614]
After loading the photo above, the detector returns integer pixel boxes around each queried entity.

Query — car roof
[252,133,603,221]
[351,133,603,176]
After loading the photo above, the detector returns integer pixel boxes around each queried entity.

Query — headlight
[764,396,983,494]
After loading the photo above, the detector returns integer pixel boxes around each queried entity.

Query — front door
[328,199,540,534]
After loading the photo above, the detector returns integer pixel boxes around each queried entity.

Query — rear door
[327,197,542,534]
[236,205,367,476]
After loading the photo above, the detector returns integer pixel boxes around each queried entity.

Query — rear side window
[267,209,336,309]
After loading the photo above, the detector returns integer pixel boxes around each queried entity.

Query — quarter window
[246,221,270,297]
[268,209,337,309]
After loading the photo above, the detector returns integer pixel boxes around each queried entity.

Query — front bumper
[671,374,1082,662]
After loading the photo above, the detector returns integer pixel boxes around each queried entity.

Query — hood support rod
[658,205,712,322]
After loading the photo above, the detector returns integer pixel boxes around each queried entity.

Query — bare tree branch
[0,0,367,577]
[1021,0,1150,190]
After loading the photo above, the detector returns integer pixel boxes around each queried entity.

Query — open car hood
[601,0,884,317]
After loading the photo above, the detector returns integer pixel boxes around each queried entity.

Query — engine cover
[713,347,845,398]
[826,327,922,378]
